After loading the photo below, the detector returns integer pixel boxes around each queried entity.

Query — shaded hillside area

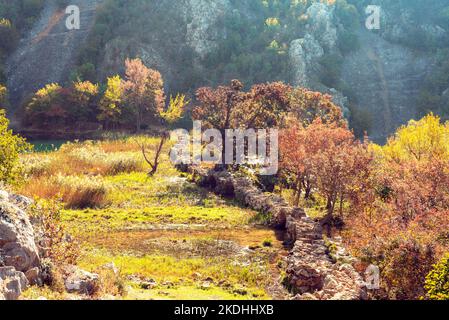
[5,0,100,115]
[3,0,449,139]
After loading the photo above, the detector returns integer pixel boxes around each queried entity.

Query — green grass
[20,138,287,300]
[77,249,270,300]
[62,206,255,234]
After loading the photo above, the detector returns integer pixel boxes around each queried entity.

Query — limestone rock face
[0,190,40,273]
[289,35,324,87]
[341,30,433,140]
[6,0,100,109]
[304,3,337,50]
[64,265,100,295]
[0,266,29,300]
[186,0,230,58]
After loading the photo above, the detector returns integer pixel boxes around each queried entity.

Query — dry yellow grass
[19,137,163,208]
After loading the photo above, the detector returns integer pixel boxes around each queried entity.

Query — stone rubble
[187,166,366,300]
[1,188,100,300]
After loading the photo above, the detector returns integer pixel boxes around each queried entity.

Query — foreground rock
[0,190,40,273]
[0,266,29,300]
[64,265,100,296]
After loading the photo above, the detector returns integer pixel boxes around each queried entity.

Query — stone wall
[187,167,366,300]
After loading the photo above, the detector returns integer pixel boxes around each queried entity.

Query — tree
[426,253,449,300]
[98,75,124,129]
[122,58,165,132]
[235,82,292,128]
[289,88,345,127]
[280,118,372,233]
[373,113,449,163]
[0,110,31,184]
[67,80,99,122]
[193,80,291,166]
[138,94,189,176]
[344,114,449,299]
[25,83,65,127]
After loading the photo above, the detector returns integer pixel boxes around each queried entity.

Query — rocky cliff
[287,1,447,141]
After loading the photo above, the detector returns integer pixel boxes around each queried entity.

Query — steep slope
[341,30,433,141]
[5,0,100,114]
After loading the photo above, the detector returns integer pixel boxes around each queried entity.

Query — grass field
[19,137,289,300]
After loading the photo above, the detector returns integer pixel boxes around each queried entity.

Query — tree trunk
[136,105,142,133]
[339,192,344,217]
[294,176,303,207]
[304,179,312,200]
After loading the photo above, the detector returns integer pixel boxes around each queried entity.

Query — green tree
[0,109,31,184]
[25,83,64,127]
[426,253,449,300]
[98,75,123,128]
[68,80,99,122]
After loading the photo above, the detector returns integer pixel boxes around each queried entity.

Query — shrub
[0,110,31,184]
[22,175,109,209]
[29,199,80,267]
[21,154,53,177]
[54,174,109,209]
[59,141,143,176]
[381,240,436,300]
[425,253,449,300]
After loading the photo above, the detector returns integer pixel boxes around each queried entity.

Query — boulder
[0,190,40,272]
[0,266,29,300]
[64,265,99,295]
[25,267,41,286]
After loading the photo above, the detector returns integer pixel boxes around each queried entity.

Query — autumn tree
[288,88,345,127]
[345,114,449,299]
[67,80,99,122]
[122,58,165,132]
[98,75,124,129]
[280,119,372,233]
[234,82,292,128]
[193,80,291,165]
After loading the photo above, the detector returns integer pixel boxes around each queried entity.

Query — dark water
[30,140,68,152]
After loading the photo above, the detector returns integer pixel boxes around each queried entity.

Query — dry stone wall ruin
[187,166,366,300]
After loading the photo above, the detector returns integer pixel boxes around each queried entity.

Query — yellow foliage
[373,114,449,163]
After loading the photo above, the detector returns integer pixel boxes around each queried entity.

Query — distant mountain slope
[5,0,100,114]
[4,0,449,140]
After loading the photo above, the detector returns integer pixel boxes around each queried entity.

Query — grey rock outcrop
[0,266,29,300]
[186,0,230,59]
[6,0,100,110]
[289,35,324,87]
[303,3,338,50]
[64,265,99,295]
[0,190,40,272]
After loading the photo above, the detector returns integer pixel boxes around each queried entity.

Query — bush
[22,174,109,209]
[381,240,436,300]
[425,253,449,300]
[29,199,80,267]
[54,174,109,209]
[0,110,31,184]
[60,142,143,175]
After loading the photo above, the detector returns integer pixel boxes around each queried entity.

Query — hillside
[3,0,449,138]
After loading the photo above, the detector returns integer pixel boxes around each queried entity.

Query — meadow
[18,136,289,300]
